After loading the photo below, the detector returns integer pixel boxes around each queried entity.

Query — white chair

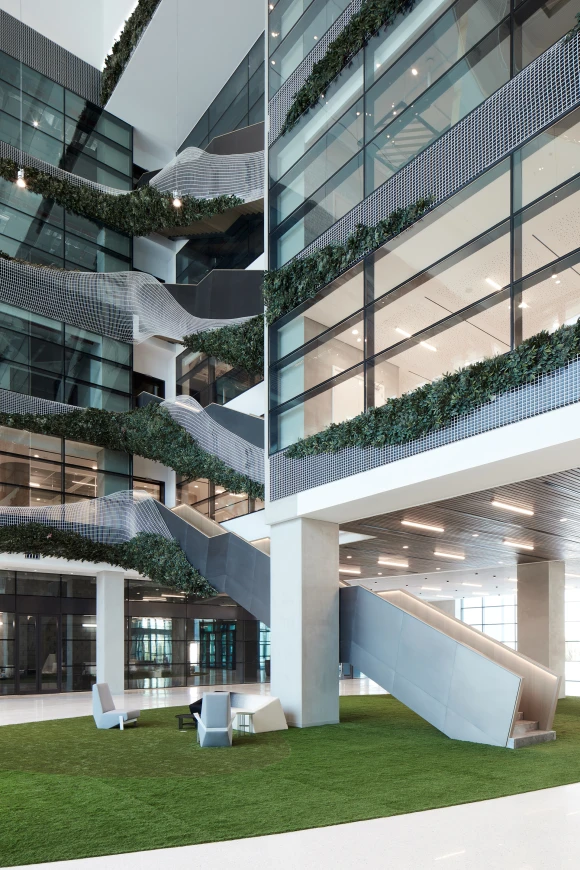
[92,683,140,730]
[194,692,235,747]
[230,693,288,733]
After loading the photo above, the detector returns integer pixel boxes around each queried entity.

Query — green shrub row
[281,0,416,136]
[101,0,162,104]
[263,198,432,324]
[286,320,580,459]
[0,402,264,500]
[567,12,580,40]
[0,525,214,596]
[0,158,242,237]
[183,316,265,375]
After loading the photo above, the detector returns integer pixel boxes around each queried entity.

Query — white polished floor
[0,677,385,726]
[10,781,580,869]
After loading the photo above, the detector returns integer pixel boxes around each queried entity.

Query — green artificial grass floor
[2,694,580,866]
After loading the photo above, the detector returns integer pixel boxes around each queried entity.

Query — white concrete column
[270,517,339,727]
[96,570,126,694]
[517,561,565,698]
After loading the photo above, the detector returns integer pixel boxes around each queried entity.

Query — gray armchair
[194,692,235,747]
[92,683,140,730]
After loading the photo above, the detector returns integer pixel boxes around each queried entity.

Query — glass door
[17,615,38,694]
[16,614,60,693]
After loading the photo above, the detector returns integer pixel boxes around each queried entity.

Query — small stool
[175,713,196,730]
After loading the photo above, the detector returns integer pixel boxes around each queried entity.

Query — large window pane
[272,363,365,450]
[365,23,510,195]
[365,0,508,144]
[514,106,580,211]
[270,98,364,229]
[271,260,364,361]
[513,0,577,73]
[372,159,510,299]
[515,174,580,281]
[369,292,510,402]
[272,310,364,406]
[518,250,580,341]
[372,221,510,356]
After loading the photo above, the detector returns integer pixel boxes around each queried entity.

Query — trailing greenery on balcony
[183,316,265,375]
[0,403,264,500]
[0,525,215,596]
[101,0,162,105]
[0,158,242,237]
[263,198,432,324]
[567,12,580,40]
[280,0,416,136]
[286,320,580,459]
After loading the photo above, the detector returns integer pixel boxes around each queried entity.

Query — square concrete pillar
[517,561,565,698]
[96,570,126,694]
[270,517,339,727]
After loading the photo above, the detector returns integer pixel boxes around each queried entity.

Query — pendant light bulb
[172,190,182,208]
[16,167,26,189]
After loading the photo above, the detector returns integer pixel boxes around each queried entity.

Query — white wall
[106,0,264,167]
[0,0,138,70]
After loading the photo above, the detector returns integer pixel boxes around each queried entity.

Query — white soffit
[106,0,265,168]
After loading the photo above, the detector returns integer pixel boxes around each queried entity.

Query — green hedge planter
[281,0,416,136]
[286,320,580,459]
[263,198,432,324]
[183,316,265,376]
[0,525,214,596]
[101,0,162,105]
[0,158,242,237]
[0,402,264,501]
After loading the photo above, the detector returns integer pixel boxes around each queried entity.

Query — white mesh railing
[0,490,171,545]
[0,257,251,343]
[151,148,264,203]
[162,396,264,484]
[0,390,265,485]
[0,141,264,202]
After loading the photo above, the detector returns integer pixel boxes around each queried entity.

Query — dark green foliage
[281,0,416,135]
[101,0,162,104]
[0,524,214,596]
[0,158,242,237]
[183,316,265,375]
[263,199,432,324]
[0,403,264,500]
[567,12,580,40]
[286,320,580,458]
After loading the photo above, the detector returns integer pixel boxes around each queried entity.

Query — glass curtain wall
[0,50,132,270]
[177,348,263,407]
[460,594,517,648]
[179,35,265,151]
[268,0,577,268]
[269,105,580,451]
[176,476,265,523]
[0,302,132,410]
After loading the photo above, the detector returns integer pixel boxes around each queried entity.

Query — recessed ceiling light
[411,68,418,75]
[420,341,437,352]
[472,533,479,537]
[491,499,534,516]
[507,578,518,582]
[378,558,409,568]
[396,327,411,337]
[30,482,40,488]
[402,520,444,532]
[485,278,501,289]
[346,555,352,559]
[403,545,409,549]
[462,582,482,587]
[503,539,534,551]
[518,301,529,309]
[561,518,568,522]
[434,551,465,560]
[339,567,361,575]
[352,329,359,335]
[422,586,441,591]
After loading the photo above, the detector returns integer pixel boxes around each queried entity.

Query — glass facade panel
[460,594,517,649]
[269,101,580,450]
[513,0,578,73]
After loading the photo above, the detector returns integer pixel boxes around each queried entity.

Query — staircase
[507,711,556,749]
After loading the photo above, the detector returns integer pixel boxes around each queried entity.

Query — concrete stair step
[507,730,556,749]
[513,719,540,735]
[515,711,524,721]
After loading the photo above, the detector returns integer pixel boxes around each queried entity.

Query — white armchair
[195,692,235,747]
[92,683,140,730]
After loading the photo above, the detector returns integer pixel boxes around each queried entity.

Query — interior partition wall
[269,104,580,451]
[268,0,577,268]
